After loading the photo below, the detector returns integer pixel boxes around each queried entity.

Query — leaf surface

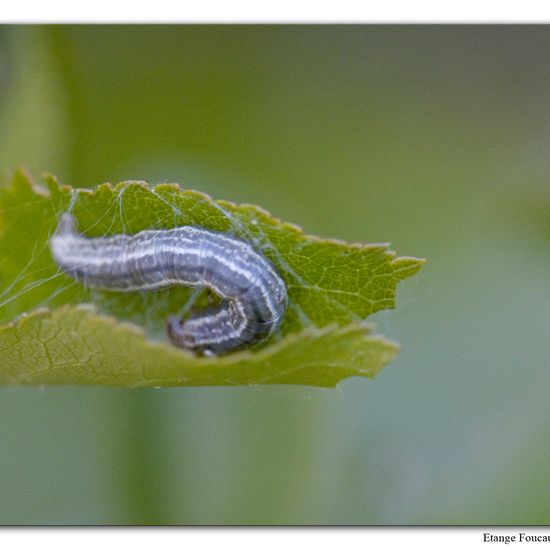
[0,170,424,386]
[0,305,399,387]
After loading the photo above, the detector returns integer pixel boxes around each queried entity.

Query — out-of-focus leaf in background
[0,28,68,179]
[1,25,550,525]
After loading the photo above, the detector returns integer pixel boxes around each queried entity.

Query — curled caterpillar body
[49,214,288,355]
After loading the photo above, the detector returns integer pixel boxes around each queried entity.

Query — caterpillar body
[49,215,288,355]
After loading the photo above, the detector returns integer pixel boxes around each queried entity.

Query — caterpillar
[49,214,288,355]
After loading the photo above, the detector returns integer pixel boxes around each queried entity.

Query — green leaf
[0,170,425,387]
[0,29,69,180]
[0,305,397,387]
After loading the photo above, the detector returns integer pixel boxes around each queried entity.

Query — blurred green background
[0,25,549,525]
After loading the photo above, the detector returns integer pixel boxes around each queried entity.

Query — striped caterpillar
[49,215,288,355]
